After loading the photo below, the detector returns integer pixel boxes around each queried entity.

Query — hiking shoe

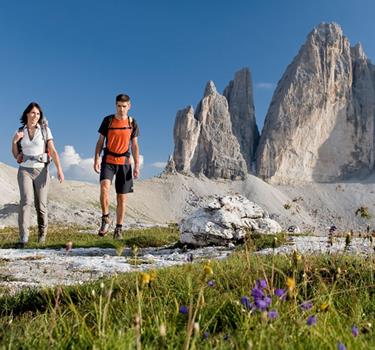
[38,233,46,243]
[15,242,26,249]
[114,226,123,240]
[98,215,111,236]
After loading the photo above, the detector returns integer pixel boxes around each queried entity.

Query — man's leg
[113,193,126,239]
[116,193,127,225]
[98,179,112,236]
[100,179,111,215]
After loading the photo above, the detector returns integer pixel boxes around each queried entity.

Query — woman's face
[27,107,41,127]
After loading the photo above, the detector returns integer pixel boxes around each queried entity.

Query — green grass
[0,242,374,349]
[0,224,180,249]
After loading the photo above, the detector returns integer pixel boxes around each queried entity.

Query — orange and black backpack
[102,115,134,163]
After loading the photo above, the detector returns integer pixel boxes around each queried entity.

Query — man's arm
[131,137,139,179]
[94,135,105,174]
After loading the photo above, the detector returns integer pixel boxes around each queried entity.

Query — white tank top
[17,125,53,168]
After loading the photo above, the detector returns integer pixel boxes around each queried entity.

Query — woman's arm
[11,130,24,163]
[48,140,64,183]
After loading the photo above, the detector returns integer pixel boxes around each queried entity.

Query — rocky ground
[0,235,373,295]
[2,162,375,235]
[2,161,375,294]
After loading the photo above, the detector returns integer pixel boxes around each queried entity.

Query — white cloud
[57,145,144,183]
[255,82,276,89]
[59,145,97,183]
[151,162,167,169]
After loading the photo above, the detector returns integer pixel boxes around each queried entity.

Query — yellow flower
[141,272,151,285]
[320,302,330,312]
[149,270,157,282]
[292,250,302,265]
[203,265,213,276]
[286,277,295,292]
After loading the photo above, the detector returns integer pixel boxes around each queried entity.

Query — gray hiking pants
[17,166,50,243]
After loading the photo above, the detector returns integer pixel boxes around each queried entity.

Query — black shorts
[100,162,134,194]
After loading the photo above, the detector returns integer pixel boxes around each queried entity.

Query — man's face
[116,101,131,116]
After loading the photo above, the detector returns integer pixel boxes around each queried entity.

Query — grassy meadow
[0,226,374,349]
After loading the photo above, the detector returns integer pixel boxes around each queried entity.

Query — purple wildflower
[179,305,188,315]
[240,296,253,310]
[207,280,215,287]
[264,296,272,307]
[300,301,313,311]
[351,325,359,337]
[255,298,268,311]
[274,288,286,299]
[268,310,278,319]
[257,279,267,289]
[307,315,317,326]
[337,343,346,350]
[203,331,209,339]
[251,287,264,300]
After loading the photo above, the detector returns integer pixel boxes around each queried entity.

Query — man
[94,94,140,239]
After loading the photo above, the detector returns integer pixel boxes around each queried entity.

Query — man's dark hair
[20,102,44,126]
[116,94,131,103]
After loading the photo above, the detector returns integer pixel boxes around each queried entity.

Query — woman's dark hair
[20,102,44,126]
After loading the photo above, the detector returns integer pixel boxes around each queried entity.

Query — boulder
[179,195,282,246]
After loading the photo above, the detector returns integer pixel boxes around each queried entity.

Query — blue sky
[1,0,374,180]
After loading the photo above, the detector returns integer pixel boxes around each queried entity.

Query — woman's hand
[16,152,23,164]
[13,130,24,143]
[57,169,65,183]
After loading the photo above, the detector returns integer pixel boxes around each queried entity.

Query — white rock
[180,195,282,246]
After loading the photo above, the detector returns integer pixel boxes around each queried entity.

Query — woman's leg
[33,166,50,242]
[17,167,34,243]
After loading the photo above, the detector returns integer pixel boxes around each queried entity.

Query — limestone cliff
[256,22,375,183]
[224,68,259,171]
[172,68,258,179]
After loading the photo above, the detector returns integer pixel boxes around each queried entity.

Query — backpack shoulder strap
[107,114,115,130]
[40,124,49,153]
[17,126,24,153]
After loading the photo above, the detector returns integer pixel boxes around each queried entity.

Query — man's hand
[94,160,101,174]
[133,166,140,179]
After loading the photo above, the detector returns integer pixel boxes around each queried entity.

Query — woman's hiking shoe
[38,232,46,243]
[114,226,123,240]
[98,215,111,236]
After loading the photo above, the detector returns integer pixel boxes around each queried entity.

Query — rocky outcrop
[224,68,259,171]
[173,106,200,174]
[179,195,282,247]
[172,68,258,179]
[257,23,375,183]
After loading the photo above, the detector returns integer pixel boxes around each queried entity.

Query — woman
[11,102,64,248]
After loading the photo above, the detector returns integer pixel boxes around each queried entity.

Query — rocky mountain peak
[311,22,343,43]
[351,42,367,61]
[204,80,218,97]
[171,69,259,179]
[256,22,375,183]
